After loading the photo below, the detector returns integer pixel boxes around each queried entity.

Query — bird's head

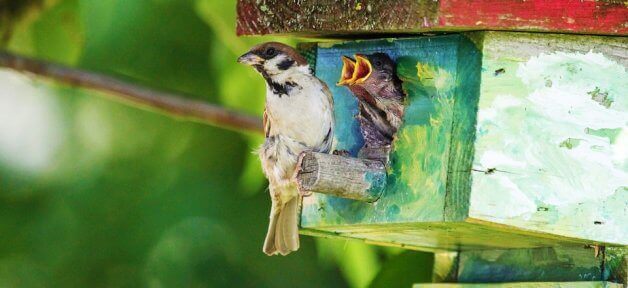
[352,53,396,85]
[237,42,310,77]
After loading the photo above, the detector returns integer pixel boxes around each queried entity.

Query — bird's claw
[332,150,351,157]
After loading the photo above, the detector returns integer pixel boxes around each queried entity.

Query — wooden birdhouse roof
[237,0,628,37]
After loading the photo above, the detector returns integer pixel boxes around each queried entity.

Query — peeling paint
[588,86,613,108]
[585,127,621,144]
[559,138,582,149]
[472,33,627,244]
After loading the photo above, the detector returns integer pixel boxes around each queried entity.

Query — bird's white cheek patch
[264,55,288,75]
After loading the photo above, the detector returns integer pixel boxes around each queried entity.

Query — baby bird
[338,53,405,161]
[352,53,406,133]
[338,56,392,149]
[238,42,334,256]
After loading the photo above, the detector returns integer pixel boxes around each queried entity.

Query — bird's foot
[358,145,391,164]
[332,149,351,157]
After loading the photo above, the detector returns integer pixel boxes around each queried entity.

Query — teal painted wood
[458,247,603,283]
[302,35,472,227]
[300,31,628,251]
[443,33,482,222]
[430,247,627,285]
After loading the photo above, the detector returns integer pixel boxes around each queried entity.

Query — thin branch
[0,51,263,134]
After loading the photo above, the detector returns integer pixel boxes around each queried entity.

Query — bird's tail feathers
[263,196,299,256]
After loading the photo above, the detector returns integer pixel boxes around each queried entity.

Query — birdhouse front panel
[299,32,627,251]
[300,35,478,250]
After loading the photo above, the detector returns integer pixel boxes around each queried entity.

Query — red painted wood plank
[439,0,628,35]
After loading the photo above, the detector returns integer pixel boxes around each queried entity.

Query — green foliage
[370,252,434,288]
[316,239,381,288]
[0,0,434,287]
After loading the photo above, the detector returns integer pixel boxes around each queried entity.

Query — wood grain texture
[237,0,439,36]
[301,220,596,253]
[295,152,386,202]
[439,0,628,35]
[443,32,481,222]
[237,0,628,36]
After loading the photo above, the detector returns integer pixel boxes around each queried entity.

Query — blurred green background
[0,0,433,287]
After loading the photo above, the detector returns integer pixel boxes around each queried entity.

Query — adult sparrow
[238,42,334,256]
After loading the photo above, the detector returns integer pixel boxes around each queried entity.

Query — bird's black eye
[374,60,382,67]
[265,47,276,57]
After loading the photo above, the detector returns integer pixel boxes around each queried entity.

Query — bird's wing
[317,78,335,153]
[318,79,334,113]
[263,107,271,138]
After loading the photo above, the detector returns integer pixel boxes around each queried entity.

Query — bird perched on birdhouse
[238,42,334,256]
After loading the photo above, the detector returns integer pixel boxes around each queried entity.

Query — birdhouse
[296,32,627,251]
[238,1,627,286]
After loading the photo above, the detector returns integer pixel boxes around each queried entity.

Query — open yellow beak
[352,54,372,84]
[337,56,357,86]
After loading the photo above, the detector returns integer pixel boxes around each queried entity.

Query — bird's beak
[237,52,263,66]
[337,56,357,86]
[353,54,372,84]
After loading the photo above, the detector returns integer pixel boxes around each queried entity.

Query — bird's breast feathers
[265,74,333,149]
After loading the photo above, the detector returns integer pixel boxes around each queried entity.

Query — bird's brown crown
[248,42,308,66]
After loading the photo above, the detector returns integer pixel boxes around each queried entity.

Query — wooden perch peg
[294,152,387,202]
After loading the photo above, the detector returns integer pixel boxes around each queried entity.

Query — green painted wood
[443,33,481,222]
[300,31,628,251]
[432,252,459,283]
[468,32,627,246]
[301,221,591,252]
[413,282,623,288]
[605,247,627,284]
